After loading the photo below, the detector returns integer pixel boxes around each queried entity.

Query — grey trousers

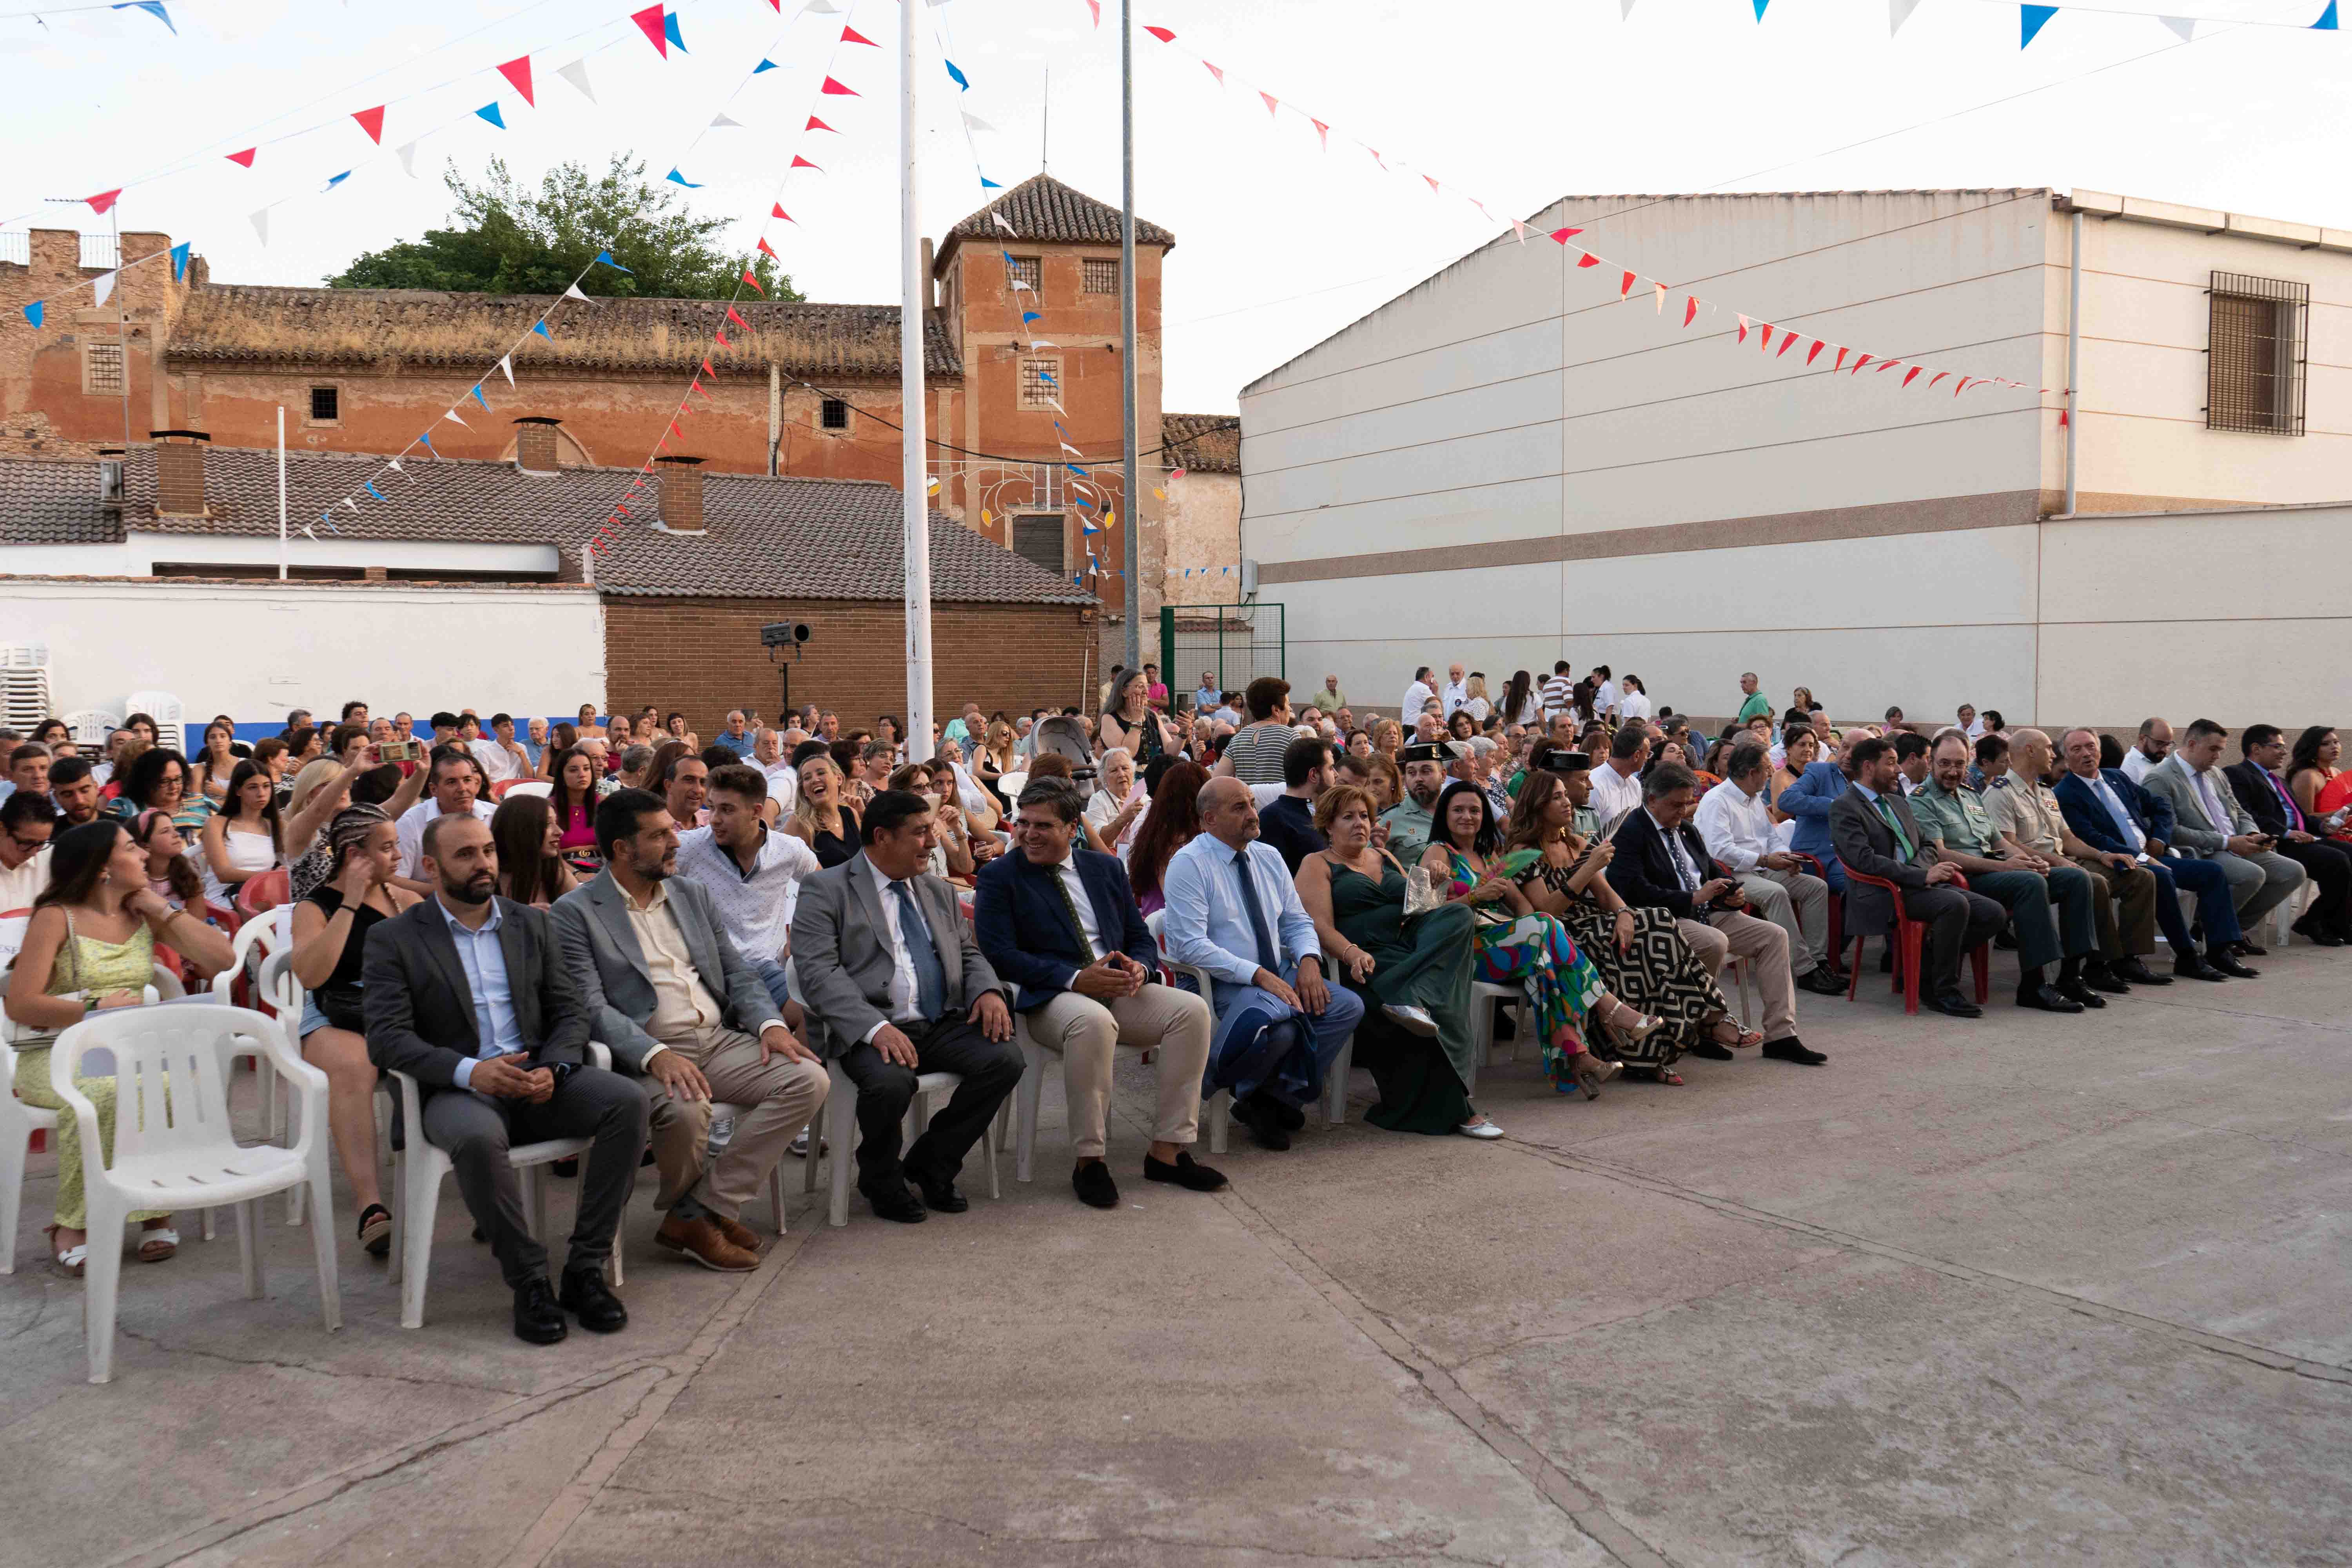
[419,1067,650,1289]
[2205,849,2308,930]
[1739,867,1830,974]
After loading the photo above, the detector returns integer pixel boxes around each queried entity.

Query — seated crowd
[2,669,2344,1344]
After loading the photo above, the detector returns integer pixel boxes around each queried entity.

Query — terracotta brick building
[1,175,1241,628]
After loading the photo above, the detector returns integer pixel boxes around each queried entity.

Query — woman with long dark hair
[2288,726,2351,840]
[107,746,207,837]
[491,792,577,907]
[192,720,240,806]
[1126,759,1209,915]
[4,820,232,1274]
[1501,670,1539,728]
[545,746,604,872]
[200,759,283,895]
[289,804,414,1258]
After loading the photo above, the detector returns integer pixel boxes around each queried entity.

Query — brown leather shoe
[654,1214,758,1272]
[710,1211,762,1253]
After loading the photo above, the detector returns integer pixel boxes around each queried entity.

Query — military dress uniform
[1913,779,2098,973]
[1983,769,2156,961]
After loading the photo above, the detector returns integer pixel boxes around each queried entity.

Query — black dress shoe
[1993,929,2018,950]
[513,1276,568,1345]
[558,1267,629,1333]
[2173,955,2230,982]
[2205,951,2259,979]
[1760,1036,1827,1065]
[2114,958,2172,986]
[1072,1160,1120,1209]
[2313,931,2349,948]
[863,1183,928,1223]
[1143,1150,1229,1191]
[1797,967,1847,997]
[2227,938,2267,958]
[2016,983,2084,1014]
[2080,965,2132,995]
[2057,980,2107,1009]
[1925,991,1982,1018]
[1684,1039,1736,1062]
[907,1164,969,1213]
[1233,1095,1291,1151]
[1272,1099,1307,1131]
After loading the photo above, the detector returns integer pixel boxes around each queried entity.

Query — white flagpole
[901,0,934,764]
[1119,0,1142,670]
[277,405,288,581]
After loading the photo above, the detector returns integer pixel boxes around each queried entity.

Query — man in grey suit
[2135,719,2306,958]
[363,813,647,1345]
[1830,735,2007,1019]
[788,789,1022,1223]
[554,788,829,1272]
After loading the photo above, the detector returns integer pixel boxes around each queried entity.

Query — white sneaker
[1455,1116,1504,1140]
[1383,1003,1439,1036]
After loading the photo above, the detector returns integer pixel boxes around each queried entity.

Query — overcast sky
[5,0,2346,414]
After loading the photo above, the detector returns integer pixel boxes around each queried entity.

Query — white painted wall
[0,579,605,727]
[0,532,560,577]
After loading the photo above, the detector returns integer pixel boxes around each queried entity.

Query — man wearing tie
[1161,777,1364,1152]
[2137,719,2307,958]
[1829,735,2008,1018]
[2227,724,2351,946]
[973,780,1226,1209]
[2051,728,2249,984]
[788,789,1023,1223]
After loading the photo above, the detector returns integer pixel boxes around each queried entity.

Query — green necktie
[1874,796,1916,860]
[1051,862,1097,961]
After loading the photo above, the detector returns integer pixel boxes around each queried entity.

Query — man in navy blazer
[2050,728,2248,982]
[1773,751,1850,892]
[973,779,1223,1210]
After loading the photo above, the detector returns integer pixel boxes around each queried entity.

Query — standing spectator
[1193,671,1222,714]
[1143,663,1169,706]
[491,793,579,908]
[1539,661,1575,720]
[1736,673,1774,726]
[1499,671,1541,728]
[1216,678,1296,784]
[199,760,283,897]
[1617,675,1653,723]
[1309,674,1348,717]
[1588,728,1650,831]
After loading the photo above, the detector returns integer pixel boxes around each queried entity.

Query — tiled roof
[1160,414,1240,474]
[938,173,1172,269]
[167,287,963,380]
[0,447,1091,605]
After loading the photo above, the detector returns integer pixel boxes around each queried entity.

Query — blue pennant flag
[1037,370,1057,384]
[169,242,190,281]
[1073,573,1084,585]
[2316,0,2339,27]
[22,301,42,329]
[980,176,1002,189]
[470,384,490,411]
[1022,311,1041,325]
[323,170,352,191]
[365,481,388,502]
[1752,0,1769,16]
[2020,3,2058,44]
[1082,520,1101,535]
[532,321,552,338]
[754,57,778,73]
[1002,250,1016,264]
[112,2,174,33]
[475,102,506,129]
[664,11,687,51]
[666,167,704,188]
[419,430,436,452]
[595,249,632,273]
[944,59,969,91]
[1074,493,1096,510]
[1066,463,1088,476]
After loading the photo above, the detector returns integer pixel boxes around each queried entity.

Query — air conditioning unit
[1238,559,1259,597]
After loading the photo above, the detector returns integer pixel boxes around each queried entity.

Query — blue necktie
[1232,849,1279,973]
[890,881,949,1021]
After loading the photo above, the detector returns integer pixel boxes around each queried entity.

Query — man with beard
[363,814,646,1344]
[1380,741,1450,864]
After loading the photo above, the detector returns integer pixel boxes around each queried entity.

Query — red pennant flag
[1309,118,1329,149]
[497,55,534,105]
[1620,271,1637,298]
[690,379,706,398]
[1424,175,1441,195]
[85,189,123,214]
[741,269,764,295]
[1806,340,1826,366]
[1776,333,1798,357]
[668,421,684,438]
[726,306,748,328]
[1737,315,1750,344]
[1143,25,1175,42]
[1759,325,1775,351]
[1548,227,1583,244]
[757,237,779,258]
[1851,354,1873,374]
[2057,408,2069,427]
[225,149,256,168]
[1902,367,1923,386]
[700,358,715,377]
[1928,371,1949,389]
[841,24,878,45]
[1833,347,1848,371]
[714,328,730,347]
[630,4,667,56]
[617,503,632,515]
[806,115,837,133]
[771,204,794,221]
[1953,377,1971,396]
[1575,252,1601,269]
[1878,359,1901,373]
[1202,60,1224,86]
[352,105,386,144]
[1260,91,1279,117]
[1682,297,1699,327]
[820,75,858,96]
[790,155,821,171]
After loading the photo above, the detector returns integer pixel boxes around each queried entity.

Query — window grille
[2207,271,2307,436]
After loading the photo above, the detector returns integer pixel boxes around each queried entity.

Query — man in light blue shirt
[1161,777,1361,1151]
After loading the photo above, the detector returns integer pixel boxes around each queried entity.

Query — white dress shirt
[865,872,935,1040]
[395,796,497,879]
[1588,761,1645,828]
[1049,853,1105,958]
[1401,680,1434,722]
[1693,776,1774,873]
[2121,747,2162,786]
[1617,691,1652,722]
[470,737,524,785]
[1440,680,1470,717]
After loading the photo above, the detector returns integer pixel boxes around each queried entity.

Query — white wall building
[1240,187,2352,729]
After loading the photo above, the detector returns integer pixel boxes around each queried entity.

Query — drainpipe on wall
[2063,207,2082,517]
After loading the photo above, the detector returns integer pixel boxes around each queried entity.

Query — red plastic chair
[1842,867,1990,1014]
[234,867,290,921]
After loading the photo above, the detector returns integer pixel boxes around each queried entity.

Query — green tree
[328,155,797,301]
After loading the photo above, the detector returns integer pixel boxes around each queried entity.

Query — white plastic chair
[2,969,159,1272]
[63,708,123,746]
[122,690,187,755]
[385,1042,622,1330]
[50,1004,339,1383]
[1462,982,1528,1096]
[214,906,295,1142]
[804,1057,999,1227]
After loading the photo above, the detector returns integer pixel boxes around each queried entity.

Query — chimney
[920,237,936,307]
[513,416,563,475]
[97,447,125,512]
[655,455,706,534]
[151,429,211,517]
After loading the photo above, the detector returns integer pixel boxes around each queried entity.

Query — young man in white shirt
[471,713,530,786]
[1587,726,1649,829]
[673,763,820,1018]
[1399,666,1436,726]
[1693,742,1843,992]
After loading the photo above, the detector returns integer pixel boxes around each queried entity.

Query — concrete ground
[5,941,2349,1568]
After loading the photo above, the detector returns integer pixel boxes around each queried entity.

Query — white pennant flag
[387,458,402,473]
[396,142,419,178]
[444,410,469,427]
[563,283,592,302]
[302,525,318,541]
[2158,14,2196,38]
[805,0,840,11]
[1889,0,1923,33]
[556,58,596,103]
[343,498,359,512]
[1620,0,1637,15]
[497,354,514,386]
[990,212,1016,236]
[1060,441,1082,456]
[709,113,742,129]
[962,111,995,132]
[1030,339,1059,348]
[249,209,270,245]
[92,270,118,307]
[1511,219,1528,245]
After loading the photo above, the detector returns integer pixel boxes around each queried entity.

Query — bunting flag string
[18,237,192,329]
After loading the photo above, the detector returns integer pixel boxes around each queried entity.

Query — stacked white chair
[122,690,187,754]
[0,644,53,737]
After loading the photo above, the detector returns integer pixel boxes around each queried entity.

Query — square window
[1011,514,1064,576]
[83,341,124,396]
[2207,272,2307,436]
[309,385,339,423]
[1083,258,1120,296]
[820,397,849,431]
[1020,357,1061,410]
[1006,255,1041,294]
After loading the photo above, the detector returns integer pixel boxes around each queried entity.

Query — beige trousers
[1021,984,1214,1158]
[1675,911,1797,1040]
[642,1024,829,1221]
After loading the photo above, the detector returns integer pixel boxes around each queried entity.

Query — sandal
[45,1225,86,1279]
[1607,1006,1669,1055]
[1568,1050,1621,1101]
[1709,1018,1765,1051]
[136,1223,179,1263]
[356,1203,393,1259]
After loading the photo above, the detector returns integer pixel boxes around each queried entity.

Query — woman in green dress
[1295,784,1499,1138]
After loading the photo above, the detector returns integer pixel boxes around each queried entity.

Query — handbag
[1401,862,1443,917]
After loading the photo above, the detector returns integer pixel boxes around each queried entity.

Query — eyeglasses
[6,831,49,854]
